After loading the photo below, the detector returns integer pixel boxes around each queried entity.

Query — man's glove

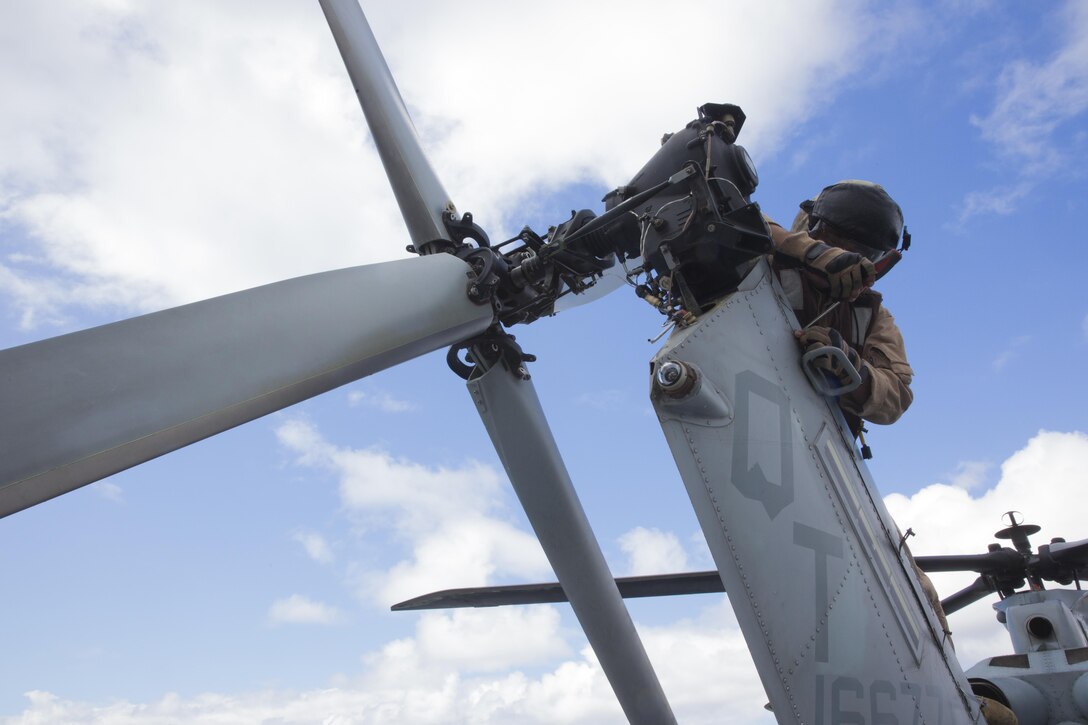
[812,245,876,300]
[776,234,875,300]
[795,326,867,388]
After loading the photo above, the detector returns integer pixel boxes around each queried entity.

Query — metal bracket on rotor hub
[407,211,491,256]
[447,326,537,381]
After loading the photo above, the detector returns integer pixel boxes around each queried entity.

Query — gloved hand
[775,232,875,300]
[806,244,875,300]
[795,326,867,388]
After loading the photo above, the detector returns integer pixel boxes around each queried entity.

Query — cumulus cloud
[0,0,912,330]
[618,526,689,576]
[885,430,1088,668]
[10,431,1084,722]
[275,418,550,607]
[8,600,770,725]
[266,594,344,626]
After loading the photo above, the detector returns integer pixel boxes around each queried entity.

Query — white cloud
[275,418,550,607]
[618,526,689,576]
[0,0,914,330]
[412,608,572,673]
[347,389,417,413]
[267,594,344,626]
[15,431,1084,722]
[293,530,333,565]
[884,429,1088,668]
[7,599,771,725]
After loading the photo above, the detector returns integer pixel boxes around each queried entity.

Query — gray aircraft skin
[649,261,979,723]
[966,589,1088,724]
[5,1,1059,723]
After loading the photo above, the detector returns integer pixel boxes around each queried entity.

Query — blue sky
[1,1,1086,723]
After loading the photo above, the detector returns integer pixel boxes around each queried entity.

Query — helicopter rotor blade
[0,254,492,518]
[915,549,1023,575]
[467,363,676,725]
[319,0,453,244]
[940,576,995,616]
[1044,537,1088,569]
[392,570,727,611]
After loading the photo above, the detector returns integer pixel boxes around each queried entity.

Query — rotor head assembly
[916,513,1088,615]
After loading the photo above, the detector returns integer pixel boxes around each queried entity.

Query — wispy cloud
[93,481,124,503]
[955,183,1032,226]
[347,389,417,413]
[991,334,1031,372]
[961,0,1088,221]
[267,595,344,626]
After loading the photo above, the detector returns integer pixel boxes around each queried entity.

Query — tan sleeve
[764,215,790,246]
[840,305,914,424]
[765,214,823,260]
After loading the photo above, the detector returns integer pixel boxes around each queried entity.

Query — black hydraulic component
[441,210,491,248]
[601,107,772,313]
[941,577,997,616]
[447,325,536,381]
[392,570,726,611]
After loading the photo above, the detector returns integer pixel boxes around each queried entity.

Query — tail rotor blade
[0,254,492,518]
[467,363,676,725]
[319,0,453,244]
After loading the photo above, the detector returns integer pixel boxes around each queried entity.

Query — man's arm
[764,217,875,300]
[840,305,914,425]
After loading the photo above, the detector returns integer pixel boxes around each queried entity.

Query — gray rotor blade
[391,570,727,611]
[941,577,994,616]
[0,254,492,518]
[467,363,676,725]
[320,0,452,244]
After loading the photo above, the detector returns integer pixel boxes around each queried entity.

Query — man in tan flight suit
[766,180,1017,725]
[766,180,913,438]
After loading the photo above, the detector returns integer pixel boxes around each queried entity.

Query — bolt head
[656,361,683,387]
